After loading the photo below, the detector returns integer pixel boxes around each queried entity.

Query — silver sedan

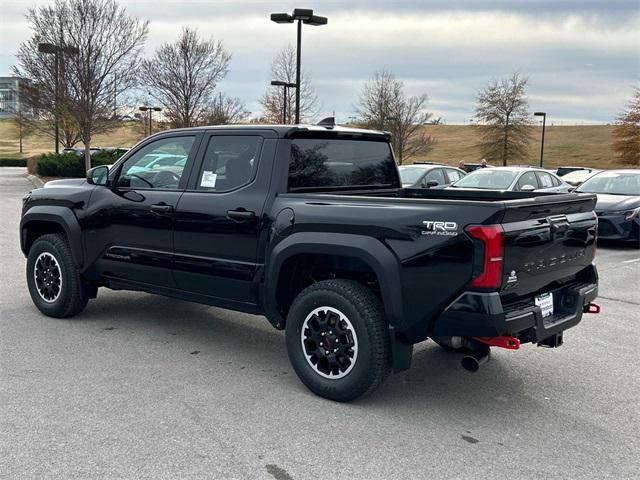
[449,166,572,193]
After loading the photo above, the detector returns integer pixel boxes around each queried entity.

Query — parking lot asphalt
[1,167,638,480]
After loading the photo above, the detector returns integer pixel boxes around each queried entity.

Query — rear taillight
[466,225,504,289]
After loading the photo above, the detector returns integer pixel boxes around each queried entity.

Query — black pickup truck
[21,124,599,401]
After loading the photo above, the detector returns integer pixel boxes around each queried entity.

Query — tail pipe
[461,335,520,373]
[461,344,490,373]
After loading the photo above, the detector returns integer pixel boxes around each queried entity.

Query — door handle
[227,209,256,220]
[150,203,174,214]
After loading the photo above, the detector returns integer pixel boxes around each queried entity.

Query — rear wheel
[26,233,90,318]
[285,279,390,402]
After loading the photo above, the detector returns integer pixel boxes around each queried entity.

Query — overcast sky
[1,0,638,124]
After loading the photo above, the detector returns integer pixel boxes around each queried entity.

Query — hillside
[0,120,627,169]
[415,125,619,169]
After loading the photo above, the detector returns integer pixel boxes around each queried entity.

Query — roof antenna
[317,117,336,128]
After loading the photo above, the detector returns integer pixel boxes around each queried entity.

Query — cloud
[1,0,637,123]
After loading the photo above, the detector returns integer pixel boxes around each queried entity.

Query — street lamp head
[38,43,57,54]
[285,82,297,88]
[534,111,546,116]
[139,106,149,112]
[304,15,328,26]
[271,80,286,86]
[270,13,294,23]
[152,107,162,112]
[292,8,314,20]
[62,46,80,55]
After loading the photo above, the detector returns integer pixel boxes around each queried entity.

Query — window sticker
[200,170,217,188]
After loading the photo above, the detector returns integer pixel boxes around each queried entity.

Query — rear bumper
[431,265,598,344]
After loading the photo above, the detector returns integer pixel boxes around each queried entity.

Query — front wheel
[285,279,391,402]
[26,233,90,318]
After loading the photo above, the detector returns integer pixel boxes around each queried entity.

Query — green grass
[0,119,625,169]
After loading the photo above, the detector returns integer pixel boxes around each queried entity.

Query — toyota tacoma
[21,124,599,401]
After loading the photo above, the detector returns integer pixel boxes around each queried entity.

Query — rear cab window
[287,137,400,192]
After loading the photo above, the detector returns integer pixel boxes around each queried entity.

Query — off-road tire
[286,279,391,402]
[26,233,89,318]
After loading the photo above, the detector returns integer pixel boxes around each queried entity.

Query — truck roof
[160,124,391,140]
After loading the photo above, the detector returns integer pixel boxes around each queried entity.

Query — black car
[576,169,640,246]
[398,163,466,188]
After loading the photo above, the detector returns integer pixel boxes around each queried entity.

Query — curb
[25,173,45,188]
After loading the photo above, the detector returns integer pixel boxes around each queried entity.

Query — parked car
[576,169,640,246]
[20,124,599,401]
[556,166,596,177]
[398,163,466,188]
[461,162,486,172]
[562,169,602,187]
[449,167,572,193]
[62,147,103,156]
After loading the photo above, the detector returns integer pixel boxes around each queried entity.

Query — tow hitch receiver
[584,303,601,314]
[473,335,521,350]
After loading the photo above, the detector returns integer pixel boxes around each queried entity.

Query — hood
[594,193,640,212]
[44,178,88,188]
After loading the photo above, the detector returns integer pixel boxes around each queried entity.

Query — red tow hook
[473,335,521,350]
[584,303,601,314]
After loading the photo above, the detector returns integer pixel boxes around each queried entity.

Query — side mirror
[87,165,109,186]
[425,180,439,188]
[520,184,536,192]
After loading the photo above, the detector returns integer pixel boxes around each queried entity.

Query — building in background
[0,77,24,119]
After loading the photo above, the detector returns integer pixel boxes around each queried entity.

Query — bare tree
[474,73,531,166]
[142,27,231,129]
[612,87,640,166]
[260,44,319,124]
[13,17,83,149]
[204,93,250,125]
[14,0,148,171]
[356,70,434,165]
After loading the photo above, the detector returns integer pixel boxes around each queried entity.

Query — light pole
[534,111,547,168]
[139,106,162,136]
[270,8,327,124]
[38,42,79,154]
[271,80,297,123]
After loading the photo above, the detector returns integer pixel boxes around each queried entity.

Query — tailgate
[498,193,597,299]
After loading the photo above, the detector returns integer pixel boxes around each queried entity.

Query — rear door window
[536,172,555,189]
[422,168,446,186]
[288,138,399,191]
[445,168,464,183]
[196,136,263,192]
[517,171,539,191]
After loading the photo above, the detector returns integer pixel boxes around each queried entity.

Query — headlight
[625,207,640,221]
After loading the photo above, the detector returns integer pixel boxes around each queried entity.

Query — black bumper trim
[432,275,598,343]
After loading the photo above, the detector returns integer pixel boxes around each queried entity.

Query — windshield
[452,169,518,190]
[577,171,640,196]
[398,166,427,184]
